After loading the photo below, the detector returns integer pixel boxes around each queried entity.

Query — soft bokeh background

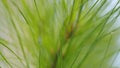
[0,0,120,68]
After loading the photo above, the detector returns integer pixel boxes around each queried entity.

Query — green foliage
[0,0,120,68]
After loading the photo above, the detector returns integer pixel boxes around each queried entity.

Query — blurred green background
[0,0,120,68]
